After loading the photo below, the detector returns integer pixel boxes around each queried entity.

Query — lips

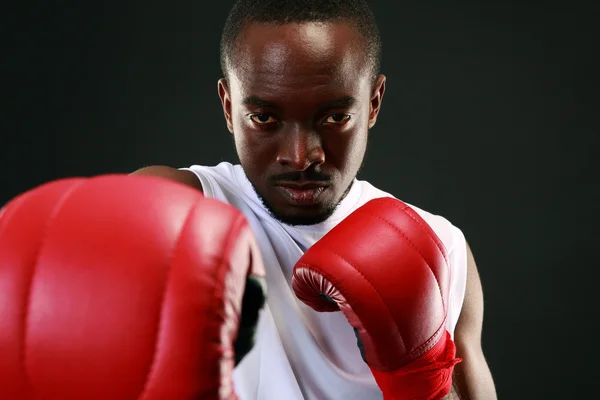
[274,182,328,206]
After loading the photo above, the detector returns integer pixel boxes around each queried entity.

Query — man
[134,0,497,398]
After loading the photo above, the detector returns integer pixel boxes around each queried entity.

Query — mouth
[274,182,329,206]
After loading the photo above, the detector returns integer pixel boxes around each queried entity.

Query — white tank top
[182,162,468,400]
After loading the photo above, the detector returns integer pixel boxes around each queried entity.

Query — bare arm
[130,165,203,192]
[451,242,497,399]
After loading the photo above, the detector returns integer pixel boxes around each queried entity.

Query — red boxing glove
[292,197,461,400]
[0,175,265,400]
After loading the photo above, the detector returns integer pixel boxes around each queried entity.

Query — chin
[249,179,352,226]
[259,194,338,226]
[272,207,336,226]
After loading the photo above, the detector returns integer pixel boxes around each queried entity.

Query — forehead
[229,21,371,100]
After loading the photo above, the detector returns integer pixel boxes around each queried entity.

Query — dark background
[4,1,598,398]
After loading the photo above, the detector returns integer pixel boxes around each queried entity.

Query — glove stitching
[316,247,446,358]
[297,255,444,367]
[137,198,199,400]
[212,213,250,395]
[391,202,449,265]
[21,179,87,397]
[356,209,448,361]
[204,210,250,399]
[364,211,447,315]
[296,253,408,361]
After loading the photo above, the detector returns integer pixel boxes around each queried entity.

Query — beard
[238,144,367,226]
[251,180,354,226]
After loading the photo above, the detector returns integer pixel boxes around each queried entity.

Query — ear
[368,74,386,129]
[218,78,234,134]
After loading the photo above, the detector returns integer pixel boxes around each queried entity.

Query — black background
[4,1,599,398]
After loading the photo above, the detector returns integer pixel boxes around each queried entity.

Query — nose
[276,128,325,171]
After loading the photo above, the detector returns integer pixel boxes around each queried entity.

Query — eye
[249,113,277,125]
[324,113,351,124]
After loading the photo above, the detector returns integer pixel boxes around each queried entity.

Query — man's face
[219,21,386,225]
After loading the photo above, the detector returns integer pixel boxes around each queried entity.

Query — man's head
[218,0,386,225]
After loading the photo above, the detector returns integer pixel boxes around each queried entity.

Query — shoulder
[181,162,241,198]
[131,165,203,191]
[184,162,237,178]
[392,199,469,337]
[404,202,466,257]
[130,162,241,197]
[358,180,466,255]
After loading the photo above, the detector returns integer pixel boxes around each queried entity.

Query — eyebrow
[242,96,357,110]
[321,96,357,110]
[243,96,278,108]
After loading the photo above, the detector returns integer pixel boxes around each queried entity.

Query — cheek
[231,115,254,161]
[231,120,247,155]
[232,119,277,176]
[345,133,368,170]
[326,120,369,174]
[322,132,366,178]
[345,109,371,166]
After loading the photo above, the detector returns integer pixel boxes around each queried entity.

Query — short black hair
[220,0,382,81]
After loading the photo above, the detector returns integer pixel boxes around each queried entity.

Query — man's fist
[292,197,460,400]
[0,175,266,400]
